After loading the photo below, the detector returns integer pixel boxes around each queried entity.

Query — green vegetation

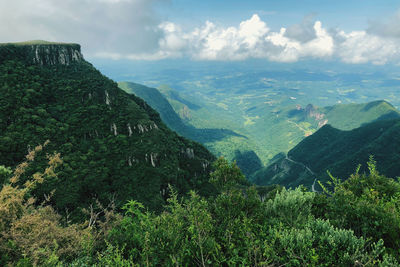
[119,82,243,144]
[2,42,400,266]
[322,100,400,130]
[1,153,398,266]
[313,158,400,258]
[120,81,400,178]
[0,44,215,219]
[120,82,259,176]
[0,165,11,185]
[253,118,400,188]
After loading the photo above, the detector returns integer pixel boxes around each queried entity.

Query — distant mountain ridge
[286,100,400,132]
[0,42,215,216]
[118,80,400,179]
[252,118,400,188]
[119,82,247,144]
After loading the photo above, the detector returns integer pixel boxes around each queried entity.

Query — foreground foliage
[314,157,400,259]
[0,154,399,266]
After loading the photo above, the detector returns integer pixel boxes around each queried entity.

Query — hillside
[0,43,215,215]
[252,118,400,188]
[104,59,400,179]
[118,82,260,175]
[322,100,400,130]
[1,44,400,267]
[119,82,244,143]
[118,81,400,178]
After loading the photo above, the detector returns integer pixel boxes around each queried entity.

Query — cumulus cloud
[0,0,168,55]
[334,30,400,65]
[285,14,317,43]
[133,12,399,65]
[141,14,334,63]
[188,15,270,60]
[264,21,334,62]
[2,1,400,65]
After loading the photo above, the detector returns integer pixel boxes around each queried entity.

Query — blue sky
[1,0,400,64]
[165,0,399,30]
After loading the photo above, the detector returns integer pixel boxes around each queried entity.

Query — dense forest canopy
[1,43,400,266]
[0,44,215,218]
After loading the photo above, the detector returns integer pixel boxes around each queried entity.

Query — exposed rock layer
[0,43,83,65]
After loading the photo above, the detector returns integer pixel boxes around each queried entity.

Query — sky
[1,0,400,65]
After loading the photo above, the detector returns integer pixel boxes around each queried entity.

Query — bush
[265,219,390,266]
[314,158,400,257]
[264,187,314,228]
[0,144,94,266]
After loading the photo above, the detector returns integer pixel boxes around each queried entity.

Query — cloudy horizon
[2,0,400,65]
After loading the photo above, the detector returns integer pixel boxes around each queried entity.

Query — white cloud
[262,21,334,62]
[238,14,270,47]
[335,30,400,65]
[2,2,400,65]
[145,13,400,65]
[284,14,317,43]
[0,0,168,56]
[114,14,343,63]
[264,28,302,62]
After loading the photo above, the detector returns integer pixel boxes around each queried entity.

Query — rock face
[0,42,83,65]
[305,104,325,121]
[30,44,83,65]
[0,41,216,213]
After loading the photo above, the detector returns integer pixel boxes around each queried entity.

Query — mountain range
[0,42,215,216]
[2,41,400,265]
[117,81,400,179]
[1,41,400,211]
[252,117,400,188]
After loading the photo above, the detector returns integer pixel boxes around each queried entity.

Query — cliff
[0,40,83,65]
[0,41,216,214]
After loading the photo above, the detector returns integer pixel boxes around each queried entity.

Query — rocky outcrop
[30,44,83,65]
[294,104,328,129]
[305,104,325,121]
[179,105,192,120]
[0,42,83,65]
[181,148,195,159]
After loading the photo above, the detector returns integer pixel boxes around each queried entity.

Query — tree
[209,157,245,191]
[0,165,11,185]
[314,157,400,258]
[0,142,92,266]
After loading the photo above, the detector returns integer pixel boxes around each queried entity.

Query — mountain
[252,118,400,188]
[0,42,215,215]
[118,82,244,144]
[118,82,259,174]
[119,82,189,136]
[96,59,400,177]
[306,100,400,130]
[117,81,400,178]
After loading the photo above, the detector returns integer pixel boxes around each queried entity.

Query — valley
[103,61,400,179]
[1,41,400,266]
[3,0,400,264]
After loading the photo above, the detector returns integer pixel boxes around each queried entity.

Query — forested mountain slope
[119,81,400,179]
[119,82,243,144]
[0,42,215,215]
[252,118,400,188]
[1,42,400,266]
